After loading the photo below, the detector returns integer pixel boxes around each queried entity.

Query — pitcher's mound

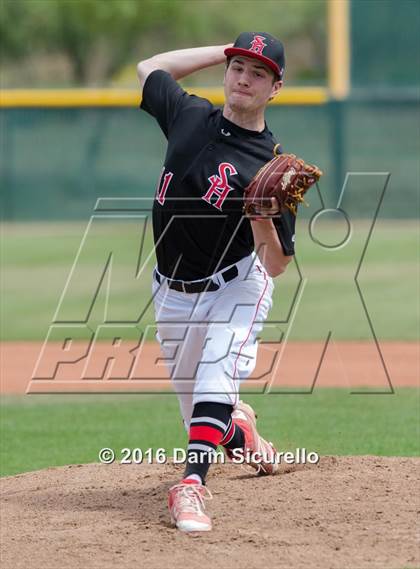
[1,456,419,569]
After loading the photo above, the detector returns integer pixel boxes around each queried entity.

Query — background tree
[0,0,326,87]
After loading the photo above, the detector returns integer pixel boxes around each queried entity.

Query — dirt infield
[1,457,419,569]
[1,342,419,568]
[1,341,418,393]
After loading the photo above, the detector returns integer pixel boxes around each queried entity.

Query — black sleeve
[273,209,296,256]
[140,69,211,138]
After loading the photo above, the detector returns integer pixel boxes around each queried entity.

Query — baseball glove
[243,153,322,217]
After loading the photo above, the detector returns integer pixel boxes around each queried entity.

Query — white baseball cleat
[228,400,279,475]
[168,479,212,532]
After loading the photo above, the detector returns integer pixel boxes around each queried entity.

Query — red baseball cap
[225,32,285,79]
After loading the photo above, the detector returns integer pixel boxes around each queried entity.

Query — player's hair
[226,56,279,84]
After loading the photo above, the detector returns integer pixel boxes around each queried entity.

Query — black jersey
[140,70,296,280]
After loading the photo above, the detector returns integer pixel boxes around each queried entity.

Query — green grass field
[1,219,418,341]
[1,390,418,477]
[1,220,418,479]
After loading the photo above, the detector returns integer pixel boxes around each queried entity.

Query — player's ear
[270,79,283,100]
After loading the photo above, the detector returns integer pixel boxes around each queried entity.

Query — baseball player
[137,32,295,533]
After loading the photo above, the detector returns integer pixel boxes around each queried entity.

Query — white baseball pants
[152,254,274,428]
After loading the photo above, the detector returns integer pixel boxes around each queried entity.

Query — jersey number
[156,169,174,206]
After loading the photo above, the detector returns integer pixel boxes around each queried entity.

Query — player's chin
[228,96,254,112]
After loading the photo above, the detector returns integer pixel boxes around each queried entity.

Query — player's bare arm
[250,217,293,277]
[137,45,233,90]
[244,157,322,276]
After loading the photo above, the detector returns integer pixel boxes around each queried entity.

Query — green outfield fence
[0,95,419,221]
[1,0,419,222]
[351,0,420,89]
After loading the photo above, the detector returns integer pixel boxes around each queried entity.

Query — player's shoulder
[137,62,177,94]
[254,122,280,154]
[266,128,280,151]
[261,132,282,162]
[141,68,179,96]
[144,69,213,107]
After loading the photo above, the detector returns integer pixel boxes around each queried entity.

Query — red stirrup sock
[184,402,233,484]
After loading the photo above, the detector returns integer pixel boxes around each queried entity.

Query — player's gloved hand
[249,197,280,219]
[243,152,323,218]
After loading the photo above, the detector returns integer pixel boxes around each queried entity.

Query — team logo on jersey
[156,168,174,206]
[202,162,238,210]
[249,35,267,56]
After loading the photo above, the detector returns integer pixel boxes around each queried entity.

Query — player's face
[224,56,282,113]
